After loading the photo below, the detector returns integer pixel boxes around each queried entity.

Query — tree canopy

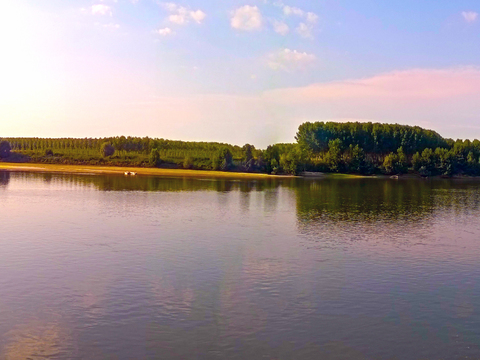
[296,121,448,155]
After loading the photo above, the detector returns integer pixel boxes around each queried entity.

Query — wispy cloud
[91,4,112,16]
[268,48,316,71]
[102,23,120,29]
[283,6,304,17]
[296,23,313,38]
[231,5,263,31]
[462,11,478,23]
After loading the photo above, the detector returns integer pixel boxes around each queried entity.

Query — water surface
[0,171,480,359]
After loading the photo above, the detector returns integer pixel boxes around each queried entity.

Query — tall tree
[100,142,115,157]
[0,141,11,159]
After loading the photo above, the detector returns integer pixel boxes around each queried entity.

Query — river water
[0,171,479,359]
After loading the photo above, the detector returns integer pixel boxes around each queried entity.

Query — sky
[1,0,480,147]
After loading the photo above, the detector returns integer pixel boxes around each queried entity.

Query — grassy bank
[0,162,291,180]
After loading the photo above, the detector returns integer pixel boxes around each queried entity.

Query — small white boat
[124,171,137,176]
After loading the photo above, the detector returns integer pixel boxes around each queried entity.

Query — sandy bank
[0,162,295,180]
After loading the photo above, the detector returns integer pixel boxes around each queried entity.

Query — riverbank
[0,162,293,180]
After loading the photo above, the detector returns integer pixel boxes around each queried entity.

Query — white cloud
[268,48,316,71]
[190,10,206,24]
[91,4,112,16]
[306,12,318,24]
[279,5,319,37]
[462,11,478,23]
[231,5,263,31]
[156,27,174,36]
[168,13,187,24]
[162,3,206,25]
[296,22,313,38]
[272,20,289,35]
[283,6,304,17]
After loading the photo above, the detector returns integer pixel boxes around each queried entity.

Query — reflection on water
[4,321,69,360]
[9,171,289,193]
[0,171,10,187]
[295,178,480,249]
[1,172,480,359]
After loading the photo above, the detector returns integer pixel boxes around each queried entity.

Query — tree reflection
[0,171,10,187]
[8,172,291,193]
[294,178,480,247]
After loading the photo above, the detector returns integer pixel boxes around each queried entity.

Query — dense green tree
[242,144,254,163]
[101,142,115,157]
[149,148,161,166]
[0,141,11,159]
[218,147,233,171]
[412,152,422,171]
[296,121,447,155]
[383,153,399,175]
[325,139,343,173]
[279,148,305,175]
[183,156,193,169]
[345,145,368,174]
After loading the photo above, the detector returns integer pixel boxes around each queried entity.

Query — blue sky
[1,0,480,146]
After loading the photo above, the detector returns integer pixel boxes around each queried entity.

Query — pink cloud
[261,68,480,140]
[266,68,480,101]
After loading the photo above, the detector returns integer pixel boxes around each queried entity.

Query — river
[0,171,479,359]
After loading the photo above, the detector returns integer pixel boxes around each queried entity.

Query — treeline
[0,137,265,172]
[1,121,480,176]
[293,122,480,176]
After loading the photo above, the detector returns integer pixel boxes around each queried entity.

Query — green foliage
[412,152,422,171]
[101,142,115,157]
[383,147,408,175]
[270,159,279,174]
[218,147,233,171]
[325,139,343,173]
[0,141,11,159]
[149,148,161,167]
[296,121,447,155]
[383,153,398,175]
[211,153,221,170]
[279,147,305,175]
[242,144,254,163]
[183,155,193,169]
[263,143,300,174]
[45,149,54,156]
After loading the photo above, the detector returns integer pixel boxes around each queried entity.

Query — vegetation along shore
[2,121,480,177]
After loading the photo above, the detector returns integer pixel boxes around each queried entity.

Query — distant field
[0,162,289,180]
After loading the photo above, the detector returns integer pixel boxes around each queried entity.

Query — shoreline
[0,162,293,180]
[1,162,476,181]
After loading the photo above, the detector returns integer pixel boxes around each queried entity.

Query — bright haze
[1,0,480,147]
